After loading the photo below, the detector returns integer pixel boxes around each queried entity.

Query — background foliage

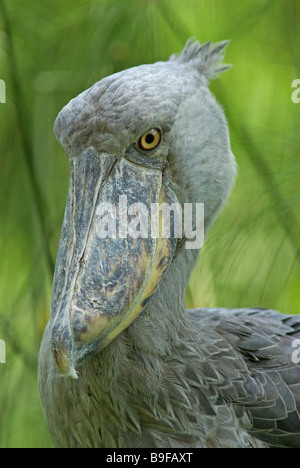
[0,0,299,448]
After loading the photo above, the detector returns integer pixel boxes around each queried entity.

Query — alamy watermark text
[0,340,6,364]
[292,339,300,364]
[96,196,204,249]
[292,79,300,103]
[0,79,6,104]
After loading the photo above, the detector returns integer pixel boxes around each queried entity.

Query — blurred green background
[0,0,299,448]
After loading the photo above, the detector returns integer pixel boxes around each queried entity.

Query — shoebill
[38,40,300,448]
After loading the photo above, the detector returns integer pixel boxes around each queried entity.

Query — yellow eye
[139,128,161,151]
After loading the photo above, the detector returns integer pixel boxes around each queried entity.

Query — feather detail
[169,38,232,80]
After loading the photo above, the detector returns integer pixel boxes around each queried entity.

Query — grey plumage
[38,40,300,448]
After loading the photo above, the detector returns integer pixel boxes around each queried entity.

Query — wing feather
[190,308,300,447]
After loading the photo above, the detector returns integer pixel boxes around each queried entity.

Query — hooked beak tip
[52,342,78,379]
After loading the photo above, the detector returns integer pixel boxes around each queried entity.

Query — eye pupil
[145,134,154,144]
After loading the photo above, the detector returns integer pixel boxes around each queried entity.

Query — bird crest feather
[169,38,231,80]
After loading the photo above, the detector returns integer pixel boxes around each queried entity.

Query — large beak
[50,149,178,378]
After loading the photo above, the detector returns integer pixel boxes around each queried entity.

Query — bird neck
[124,247,199,355]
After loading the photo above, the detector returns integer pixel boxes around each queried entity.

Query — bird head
[50,39,236,378]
